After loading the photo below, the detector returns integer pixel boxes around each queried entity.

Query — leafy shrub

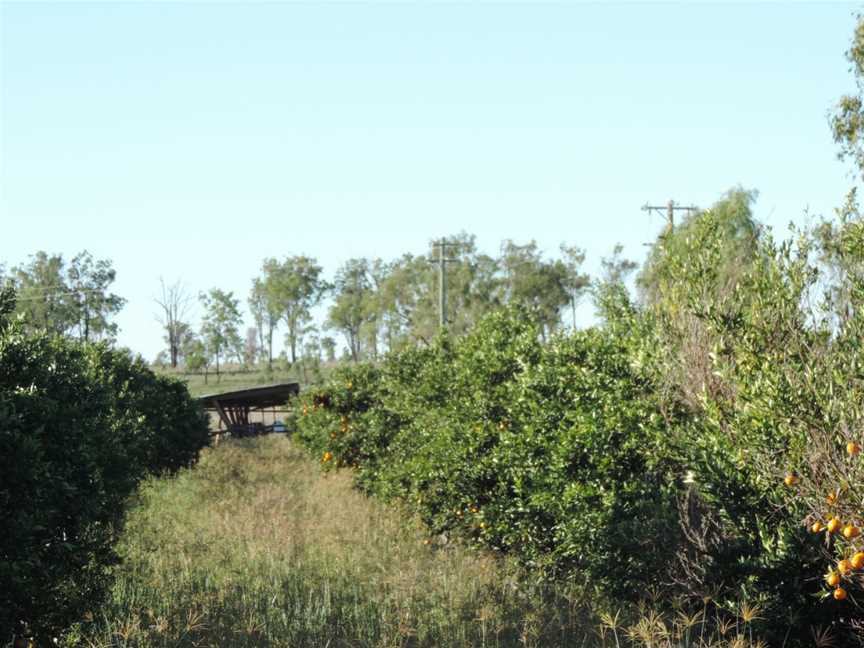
[297,308,685,601]
[634,203,843,635]
[0,287,210,643]
[297,204,864,642]
[88,346,210,475]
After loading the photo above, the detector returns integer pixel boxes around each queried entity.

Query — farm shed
[198,382,300,437]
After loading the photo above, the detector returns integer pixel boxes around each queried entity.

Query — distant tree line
[155,233,596,381]
[0,250,124,342]
[0,237,606,379]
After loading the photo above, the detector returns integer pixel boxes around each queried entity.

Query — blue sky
[1,1,860,359]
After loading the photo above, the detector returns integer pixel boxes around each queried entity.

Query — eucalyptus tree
[155,278,192,368]
[260,256,327,364]
[498,239,570,340]
[13,252,72,335]
[328,258,373,361]
[322,336,337,362]
[65,251,125,342]
[560,243,590,329]
[199,288,243,380]
[13,251,124,340]
[249,274,281,369]
[182,334,211,383]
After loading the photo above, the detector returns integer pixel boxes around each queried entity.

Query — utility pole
[641,200,699,235]
[431,238,457,330]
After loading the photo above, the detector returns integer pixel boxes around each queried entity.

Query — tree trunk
[267,326,274,371]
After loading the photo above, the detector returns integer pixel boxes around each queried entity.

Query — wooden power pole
[641,200,698,235]
[432,239,457,330]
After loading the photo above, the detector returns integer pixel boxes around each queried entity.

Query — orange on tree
[835,587,848,601]
[844,524,861,539]
[839,559,853,575]
[784,473,799,487]
[322,451,333,463]
[849,441,862,456]
[852,552,864,570]
[828,517,842,534]
[812,520,825,533]
[827,571,841,587]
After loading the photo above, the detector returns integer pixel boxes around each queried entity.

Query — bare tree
[155,278,192,369]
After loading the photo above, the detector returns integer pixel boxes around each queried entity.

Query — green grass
[157,363,338,398]
[64,437,596,648]
[60,437,771,648]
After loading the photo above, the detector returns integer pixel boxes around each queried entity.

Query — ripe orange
[784,473,799,487]
[828,517,842,534]
[322,451,333,463]
[839,559,853,574]
[851,552,864,570]
[812,521,825,533]
[849,441,862,456]
[827,572,841,587]
[835,587,848,601]
[844,525,861,539]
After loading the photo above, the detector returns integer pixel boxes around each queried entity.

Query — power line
[6,287,115,302]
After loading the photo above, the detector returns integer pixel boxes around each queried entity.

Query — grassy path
[66,437,594,648]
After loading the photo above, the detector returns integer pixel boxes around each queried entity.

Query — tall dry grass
[63,437,594,647]
[59,437,774,648]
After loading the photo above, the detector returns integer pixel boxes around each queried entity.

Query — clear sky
[1,1,860,360]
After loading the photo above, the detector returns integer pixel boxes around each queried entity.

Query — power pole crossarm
[641,200,698,234]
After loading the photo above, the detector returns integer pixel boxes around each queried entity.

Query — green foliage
[0,287,209,642]
[296,193,864,640]
[256,256,328,365]
[297,307,684,601]
[632,200,844,635]
[199,288,243,377]
[10,250,125,341]
[328,258,374,361]
[64,438,602,648]
[89,347,211,475]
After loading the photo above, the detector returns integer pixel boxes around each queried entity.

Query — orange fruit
[784,473,799,487]
[839,559,853,574]
[844,525,861,539]
[849,441,862,456]
[851,552,864,570]
[835,587,848,601]
[812,521,825,533]
[827,571,841,587]
[322,451,333,463]
[828,517,842,534]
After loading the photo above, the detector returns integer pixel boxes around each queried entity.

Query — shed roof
[197,382,300,410]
